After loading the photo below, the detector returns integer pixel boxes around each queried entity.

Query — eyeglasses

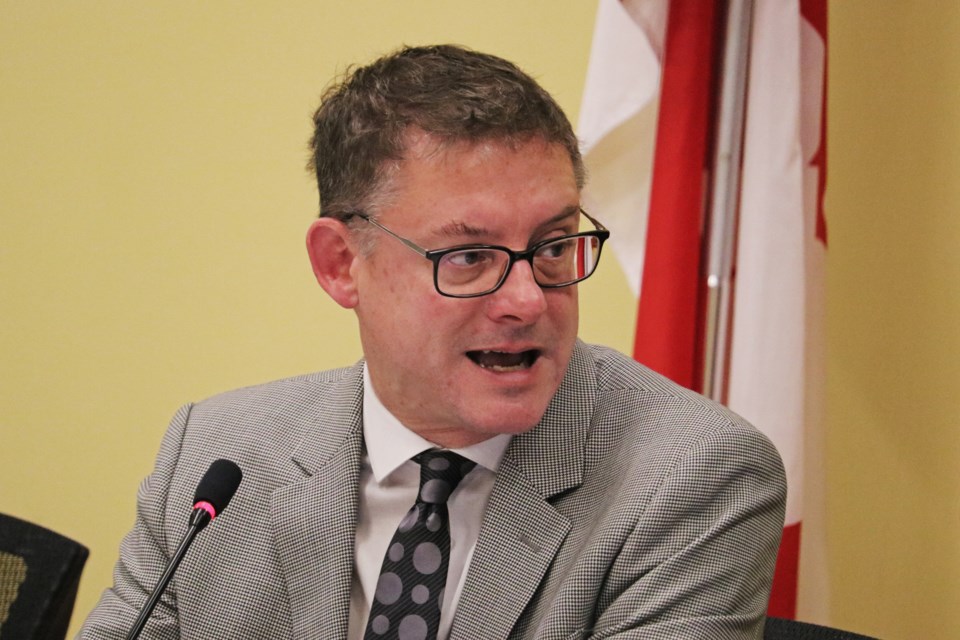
[345,208,610,298]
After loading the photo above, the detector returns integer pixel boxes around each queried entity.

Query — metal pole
[701,0,755,401]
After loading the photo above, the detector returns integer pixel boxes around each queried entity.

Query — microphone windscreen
[193,459,243,515]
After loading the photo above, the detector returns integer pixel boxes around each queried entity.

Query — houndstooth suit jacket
[79,341,786,639]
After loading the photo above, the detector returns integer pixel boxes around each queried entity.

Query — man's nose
[484,258,548,322]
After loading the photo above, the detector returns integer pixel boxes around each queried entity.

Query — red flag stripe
[633,0,722,391]
[768,522,801,618]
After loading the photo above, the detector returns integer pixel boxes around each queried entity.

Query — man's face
[351,135,581,448]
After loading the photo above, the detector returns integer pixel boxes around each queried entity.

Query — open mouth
[467,349,541,372]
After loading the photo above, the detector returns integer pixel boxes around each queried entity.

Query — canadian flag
[579,0,828,619]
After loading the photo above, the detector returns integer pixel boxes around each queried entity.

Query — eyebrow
[435,205,581,242]
[533,205,581,235]
[436,220,488,239]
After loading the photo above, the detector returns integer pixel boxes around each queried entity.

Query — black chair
[0,513,89,640]
[765,616,879,640]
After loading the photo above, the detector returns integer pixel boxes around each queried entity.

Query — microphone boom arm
[125,509,212,640]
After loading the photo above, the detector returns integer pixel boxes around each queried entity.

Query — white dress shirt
[347,365,511,639]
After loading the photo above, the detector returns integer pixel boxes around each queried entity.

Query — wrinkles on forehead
[364,130,577,246]
[388,128,557,179]
[435,205,580,243]
[398,128,554,177]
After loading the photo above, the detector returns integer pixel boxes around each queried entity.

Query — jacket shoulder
[578,342,784,478]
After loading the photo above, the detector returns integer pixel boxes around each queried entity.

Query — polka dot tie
[364,450,476,640]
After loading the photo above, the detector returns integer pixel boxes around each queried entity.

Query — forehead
[400,130,569,167]
[381,134,579,224]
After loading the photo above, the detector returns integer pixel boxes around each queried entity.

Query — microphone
[190,458,243,530]
[125,459,243,640]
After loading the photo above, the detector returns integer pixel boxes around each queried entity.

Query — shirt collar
[362,364,512,483]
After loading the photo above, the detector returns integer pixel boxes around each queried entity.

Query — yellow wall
[0,2,622,636]
[0,2,956,639]
[826,2,960,638]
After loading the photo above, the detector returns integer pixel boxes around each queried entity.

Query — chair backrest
[0,513,89,640]
[765,616,879,640]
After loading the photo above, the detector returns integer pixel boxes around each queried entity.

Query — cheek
[359,258,425,315]
[372,254,437,302]
[547,289,579,327]
[373,284,466,347]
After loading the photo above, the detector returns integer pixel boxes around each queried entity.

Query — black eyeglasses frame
[343,208,610,298]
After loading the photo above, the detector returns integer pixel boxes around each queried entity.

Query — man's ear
[306,218,360,309]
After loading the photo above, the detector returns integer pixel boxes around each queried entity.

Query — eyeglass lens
[436,235,603,296]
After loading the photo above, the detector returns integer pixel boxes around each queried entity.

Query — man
[80,45,785,639]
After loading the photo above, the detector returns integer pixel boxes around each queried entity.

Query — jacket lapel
[450,342,597,639]
[270,364,365,640]
[267,342,597,639]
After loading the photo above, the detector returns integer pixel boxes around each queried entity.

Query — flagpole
[700,0,754,402]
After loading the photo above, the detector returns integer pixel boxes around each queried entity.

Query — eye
[537,237,576,259]
[442,249,498,268]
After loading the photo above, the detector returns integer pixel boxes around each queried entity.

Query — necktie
[364,450,476,640]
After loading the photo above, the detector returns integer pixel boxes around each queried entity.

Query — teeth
[469,349,537,370]
[481,362,527,372]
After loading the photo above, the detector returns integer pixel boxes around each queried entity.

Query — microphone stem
[125,510,211,640]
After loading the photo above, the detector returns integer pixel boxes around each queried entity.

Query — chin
[468,404,549,437]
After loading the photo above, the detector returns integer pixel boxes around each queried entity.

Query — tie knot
[414,450,476,505]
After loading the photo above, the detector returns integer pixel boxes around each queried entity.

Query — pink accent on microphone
[193,501,217,519]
